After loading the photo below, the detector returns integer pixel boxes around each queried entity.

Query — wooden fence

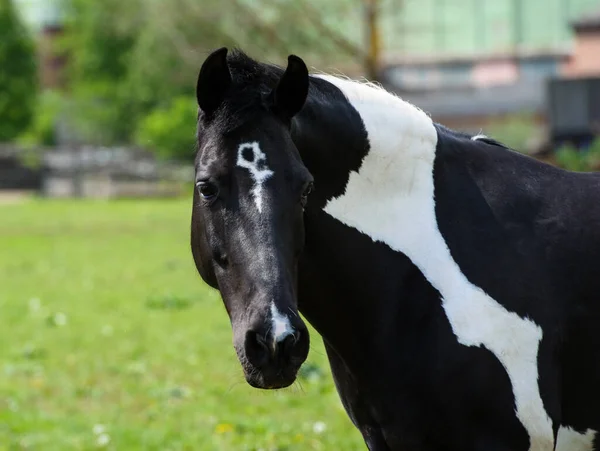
[0,145,193,199]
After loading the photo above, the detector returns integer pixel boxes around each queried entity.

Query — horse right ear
[272,55,309,119]
[196,47,231,117]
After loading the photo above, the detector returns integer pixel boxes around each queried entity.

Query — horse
[190,47,600,451]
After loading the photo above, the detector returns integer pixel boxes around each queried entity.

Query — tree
[135,96,198,162]
[143,0,365,80]
[0,0,37,142]
[61,0,366,154]
[61,0,142,144]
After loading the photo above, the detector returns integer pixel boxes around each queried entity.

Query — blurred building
[378,0,600,143]
[546,9,600,149]
[14,0,65,89]
[563,7,600,77]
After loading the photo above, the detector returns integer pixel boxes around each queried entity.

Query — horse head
[191,48,313,389]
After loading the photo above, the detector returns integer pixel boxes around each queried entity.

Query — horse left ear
[272,55,309,119]
[197,47,231,117]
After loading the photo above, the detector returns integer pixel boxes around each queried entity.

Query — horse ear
[272,55,309,119]
[196,47,231,116]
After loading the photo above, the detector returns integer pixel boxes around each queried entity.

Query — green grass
[0,198,363,450]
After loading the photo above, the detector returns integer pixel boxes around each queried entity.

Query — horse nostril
[279,333,297,360]
[244,330,270,368]
[278,328,309,363]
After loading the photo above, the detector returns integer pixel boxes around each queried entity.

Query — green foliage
[66,81,141,145]
[554,138,600,172]
[56,0,360,153]
[0,198,363,449]
[65,0,140,83]
[0,0,38,142]
[18,90,65,147]
[60,0,143,144]
[135,96,198,162]
[484,113,540,153]
[554,145,588,172]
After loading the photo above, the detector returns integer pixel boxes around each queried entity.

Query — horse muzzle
[238,320,310,389]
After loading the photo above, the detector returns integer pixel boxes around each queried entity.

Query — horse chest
[323,162,555,449]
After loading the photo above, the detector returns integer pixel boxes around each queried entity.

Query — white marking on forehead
[319,74,554,451]
[270,302,294,349]
[556,426,596,451]
[236,141,274,213]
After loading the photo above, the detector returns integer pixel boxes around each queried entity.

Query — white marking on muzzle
[236,141,274,213]
[270,302,294,350]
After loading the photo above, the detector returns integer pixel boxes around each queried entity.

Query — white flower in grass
[93,425,110,447]
[101,325,113,336]
[7,398,18,412]
[53,312,67,326]
[28,297,41,312]
[312,421,327,434]
[96,433,110,447]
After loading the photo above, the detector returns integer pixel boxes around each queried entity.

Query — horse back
[436,134,600,433]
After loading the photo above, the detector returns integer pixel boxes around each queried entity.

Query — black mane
[205,49,514,151]
[434,123,512,150]
[203,49,285,133]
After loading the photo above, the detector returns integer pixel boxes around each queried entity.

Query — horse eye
[196,181,219,201]
[300,182,313,207]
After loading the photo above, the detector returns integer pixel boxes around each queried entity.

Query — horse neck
[294,75,441,361]
[295,75,439,203]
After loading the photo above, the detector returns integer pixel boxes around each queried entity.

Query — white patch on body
[236,141,274,213]
[270,302,294,349]
[471,134,488,141]
[316,74,554,451]
[556,426,596,451]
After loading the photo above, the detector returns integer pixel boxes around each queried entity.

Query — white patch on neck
[236,141,274,213]
[556,426,596,451]
[270,302,294,349]
[471,134,488,141]
[318,74,554,451]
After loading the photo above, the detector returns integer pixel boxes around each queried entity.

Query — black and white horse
[190,47,600,451]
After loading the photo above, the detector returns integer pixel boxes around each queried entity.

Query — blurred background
[1,0,599,450]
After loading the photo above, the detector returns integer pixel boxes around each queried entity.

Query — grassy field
[0,198,363,450]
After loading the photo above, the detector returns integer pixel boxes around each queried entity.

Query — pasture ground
[0,198,363,450]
